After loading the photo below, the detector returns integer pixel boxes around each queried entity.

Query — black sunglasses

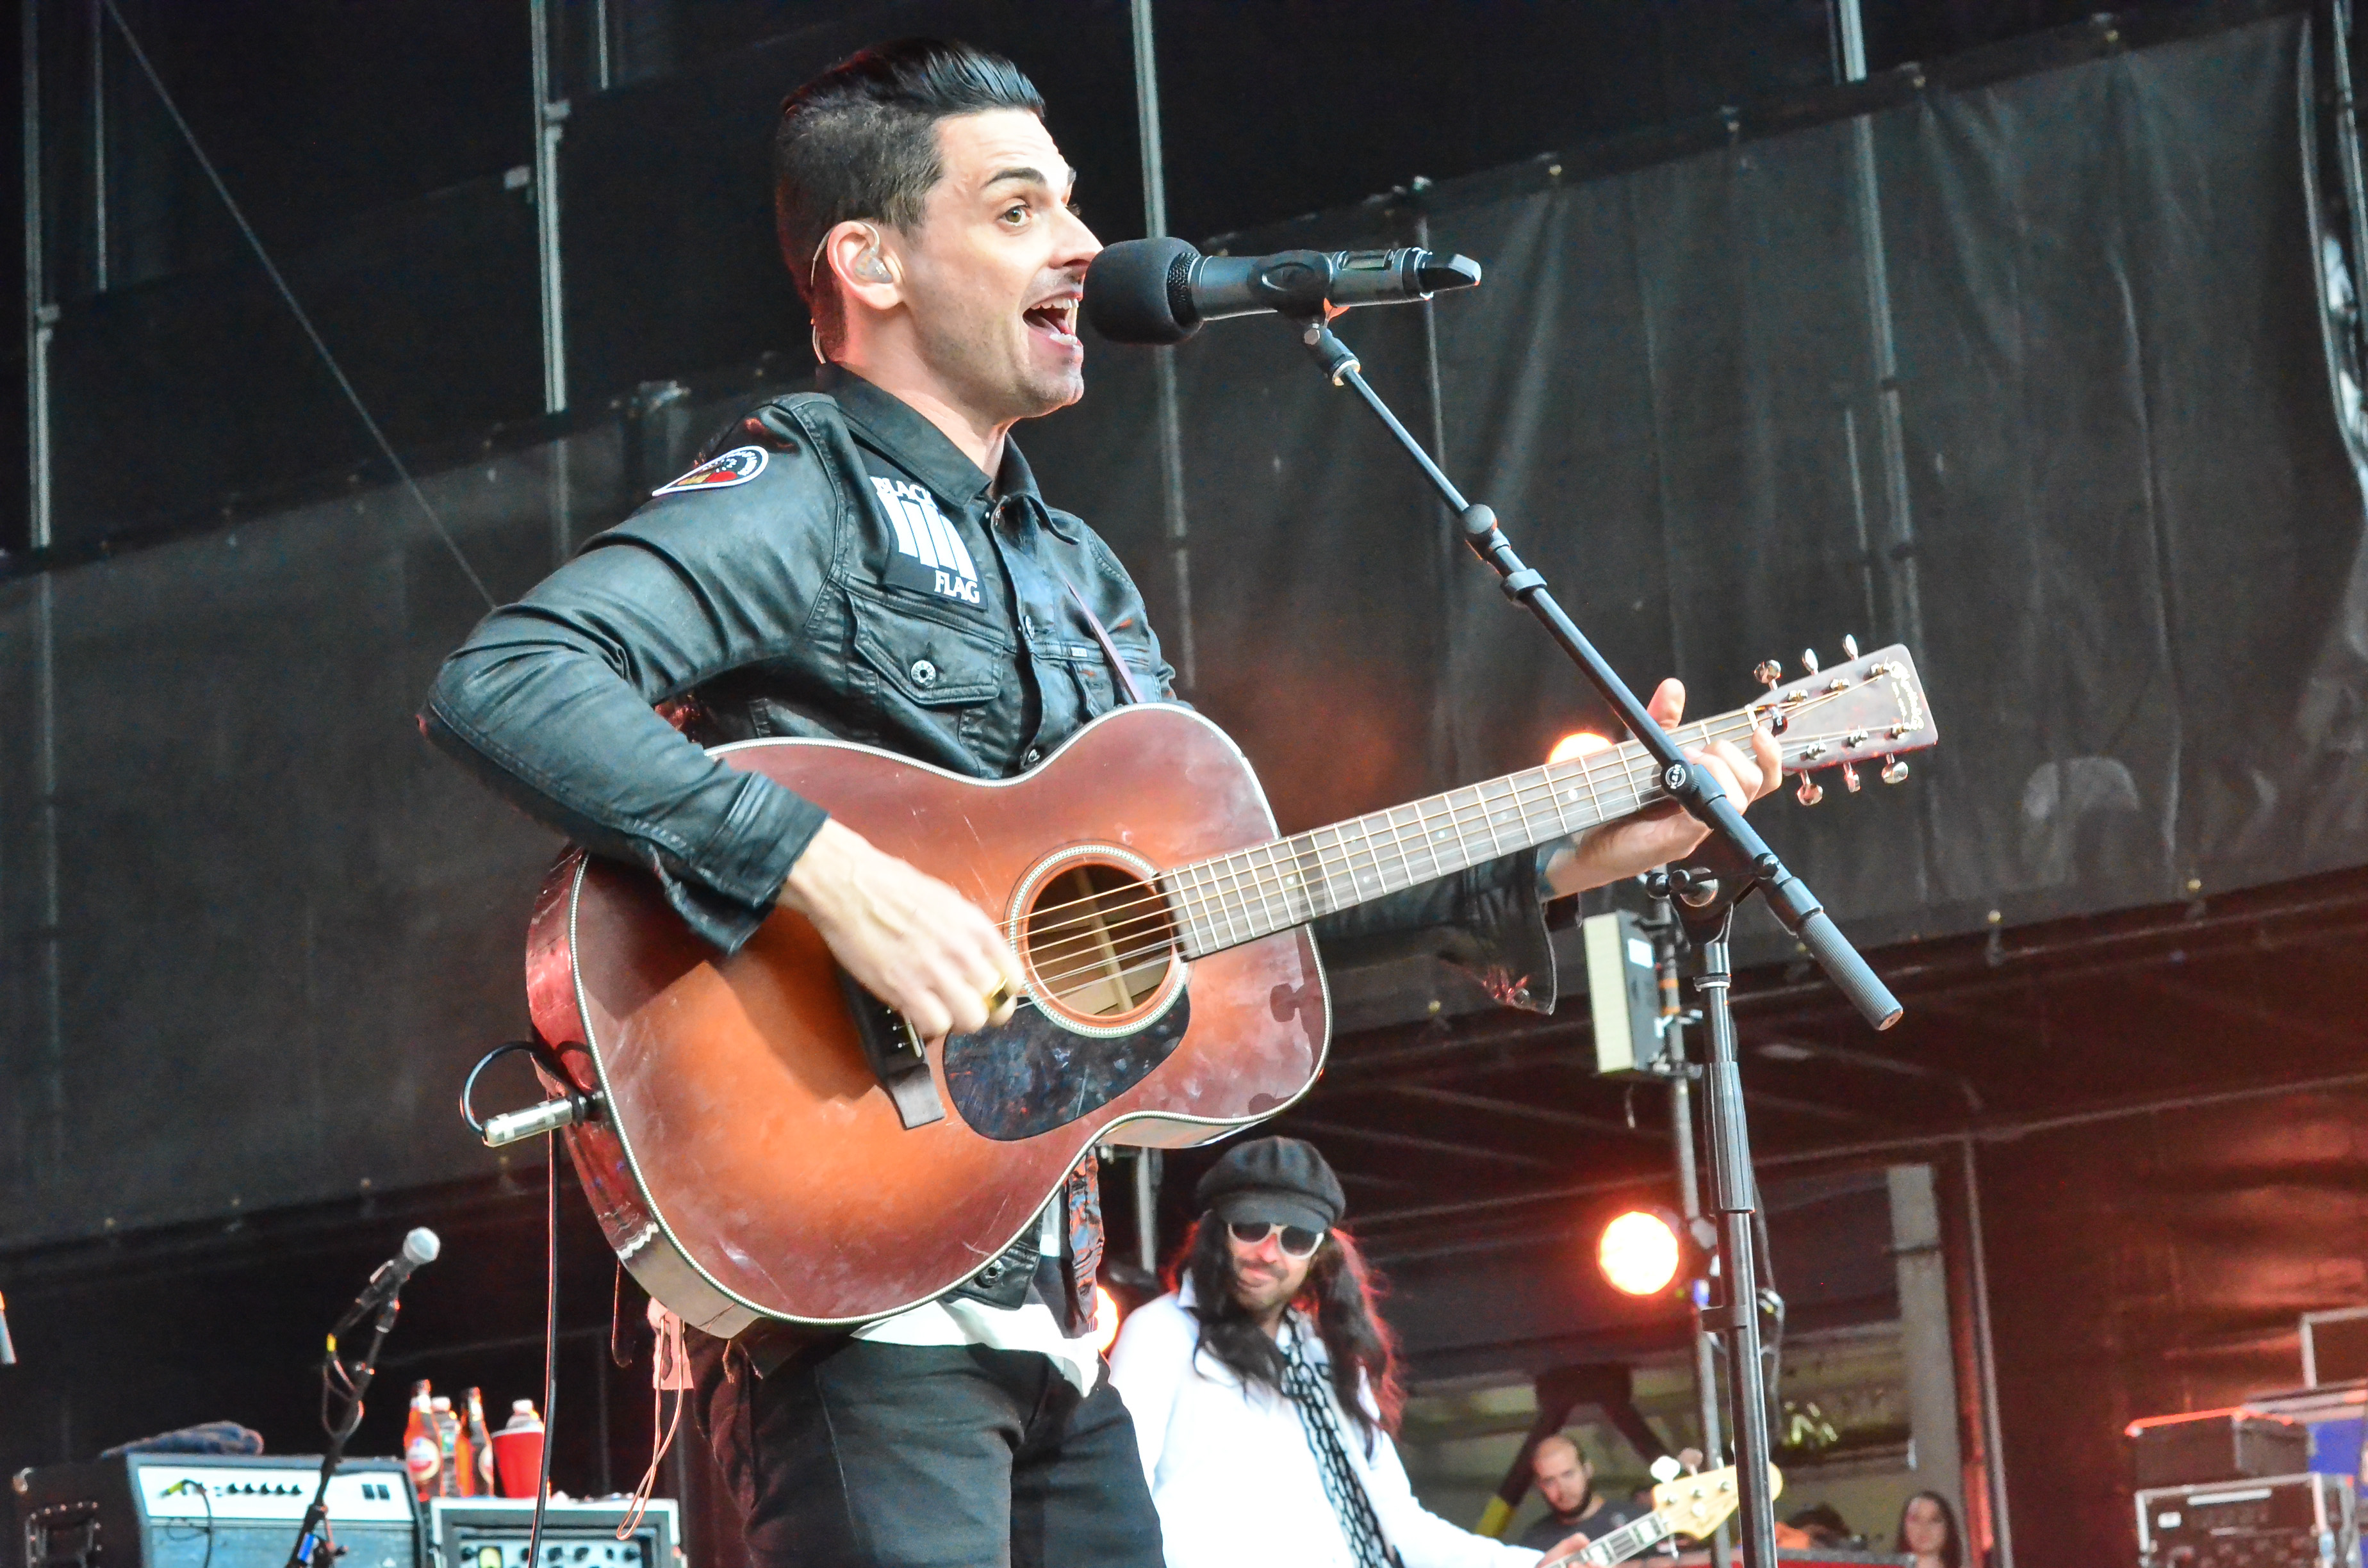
[1227,1220,1325,1258]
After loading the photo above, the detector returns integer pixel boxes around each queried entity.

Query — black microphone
[1085,236,1481,345]
[338,1228,440,1330]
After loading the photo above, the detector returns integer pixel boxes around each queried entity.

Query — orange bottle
[465,1389,495,1496]
[402,1382,439,1500]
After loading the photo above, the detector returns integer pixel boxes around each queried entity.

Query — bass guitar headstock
[1750,637,1937,806]
[1649,1460,1784,1542]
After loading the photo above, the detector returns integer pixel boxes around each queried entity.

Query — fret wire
[1307,824,1351,916]
[1258,838,1304,931]
[1214,852,1250,949]
[1408,793,1447,884]
[1240,847,1278,940]
[1239,846,1281,941]
[1156,867,1199,959]
[1378,801,1421,894]
[1290,832,1333,920]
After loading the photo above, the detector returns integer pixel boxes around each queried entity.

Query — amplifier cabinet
[2136,1472,2358,1568]
[13,1455,418,1568]
[424,1499,679,1568]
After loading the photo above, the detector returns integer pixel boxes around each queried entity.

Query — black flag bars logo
[873,477,983,606]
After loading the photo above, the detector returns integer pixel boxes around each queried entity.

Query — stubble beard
[915,307,1080,430]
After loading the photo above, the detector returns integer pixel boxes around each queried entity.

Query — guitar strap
[1058,573,1147,706]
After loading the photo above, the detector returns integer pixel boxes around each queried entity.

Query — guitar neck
[1158,706,1766,961]
[1574,1512,1677,1567]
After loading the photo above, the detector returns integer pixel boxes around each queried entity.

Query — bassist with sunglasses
[1111,1139,1595,1567]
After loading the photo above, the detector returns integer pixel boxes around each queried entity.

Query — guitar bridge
[837,971,948,1129]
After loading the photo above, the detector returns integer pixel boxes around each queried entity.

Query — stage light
[1549,730,1611,764]
[1092,1283,1123,1353]
[1598,1209,1682,1296]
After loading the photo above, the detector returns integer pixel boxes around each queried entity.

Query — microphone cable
[527,1132,560,1568]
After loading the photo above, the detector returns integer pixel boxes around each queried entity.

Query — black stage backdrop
[4,15,2367,1255]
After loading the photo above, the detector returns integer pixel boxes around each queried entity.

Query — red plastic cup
[491,1426,545,1499]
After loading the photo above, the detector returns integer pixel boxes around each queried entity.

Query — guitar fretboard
[1575,1510,1676,1567]
[1156,709,1766,961]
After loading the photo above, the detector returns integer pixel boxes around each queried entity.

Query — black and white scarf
[1279,1324,1404,1568]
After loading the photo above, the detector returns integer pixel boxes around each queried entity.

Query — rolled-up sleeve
[421,482,832,954]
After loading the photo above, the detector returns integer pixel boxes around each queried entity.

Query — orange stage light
[1597,1209,1682,1296]
[1092,1283,1123,1353]
[1549,731,1612,764]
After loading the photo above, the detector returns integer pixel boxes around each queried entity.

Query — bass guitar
[522,646,1934,1332]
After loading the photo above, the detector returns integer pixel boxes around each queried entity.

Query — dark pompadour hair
[775,38,1044,349]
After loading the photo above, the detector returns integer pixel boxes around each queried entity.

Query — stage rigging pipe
[88,0,104,294]
[1960,1139,2014,1568]
[1129,0,1194,690]
[2332,0,2368,366]
[1834,0,1943,915]
[530,0,568,413]
[26,0,55,546]
[24,1,67,1195]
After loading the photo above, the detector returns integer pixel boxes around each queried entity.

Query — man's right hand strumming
[777,819,1024,1040]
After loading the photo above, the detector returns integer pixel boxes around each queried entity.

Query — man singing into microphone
[423,37,1777,1568]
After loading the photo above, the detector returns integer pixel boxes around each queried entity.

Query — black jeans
[691,1335,1165,1568]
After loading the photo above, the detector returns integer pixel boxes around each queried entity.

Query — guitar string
[1016,712,1744,984]
[1007,704,1766,943]
[1014,704,1887,998]
[1020,708,1890,1000]
[1013,699,1798,958]
[1008,676,1905,992]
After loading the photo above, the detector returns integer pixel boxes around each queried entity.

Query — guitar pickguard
[941,989,1192,1141]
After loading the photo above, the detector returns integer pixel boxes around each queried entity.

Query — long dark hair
[1170,1216,1404,1451]
[1893,1490,1963,1568]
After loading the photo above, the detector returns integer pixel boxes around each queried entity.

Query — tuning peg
[1753,660,1782,689]
[1795,774,1823,806]
[1842,634,1859,660]
[1842,762,1862,793]
[1801,648,1820,674]
[1881,755,1910,785]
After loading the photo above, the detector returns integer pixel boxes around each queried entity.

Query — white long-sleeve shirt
[1109,1284,1543,1568]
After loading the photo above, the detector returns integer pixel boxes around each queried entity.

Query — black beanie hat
[1194,1136,1346,1234]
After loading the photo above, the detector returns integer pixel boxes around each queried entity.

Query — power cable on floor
[97,0,497,610]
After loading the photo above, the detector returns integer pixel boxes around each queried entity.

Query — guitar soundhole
[1022,861,1178,1021]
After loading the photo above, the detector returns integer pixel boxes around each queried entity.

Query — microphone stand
[1288,314,1903,1568]
[287,1278,408,1568]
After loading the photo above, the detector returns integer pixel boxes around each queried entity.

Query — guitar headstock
[1648,1462,1785,1542]
[1750,640,1937,804]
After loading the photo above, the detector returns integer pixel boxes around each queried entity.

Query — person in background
[1515,1435,1649,1551]
[1895,1491,1963,1568]
[1784,1503,1857,1548]
[1110,1138,1593,1567]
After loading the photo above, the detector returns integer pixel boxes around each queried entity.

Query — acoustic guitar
[522,646,1934,1332]
[1538,1463,1782,1566]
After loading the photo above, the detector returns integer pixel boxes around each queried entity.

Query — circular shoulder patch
[652,446,770,496]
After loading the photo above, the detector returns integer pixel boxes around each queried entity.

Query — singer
[422,37,1777,1568]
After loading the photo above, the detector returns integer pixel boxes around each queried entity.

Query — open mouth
[1023,297,1081,348]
